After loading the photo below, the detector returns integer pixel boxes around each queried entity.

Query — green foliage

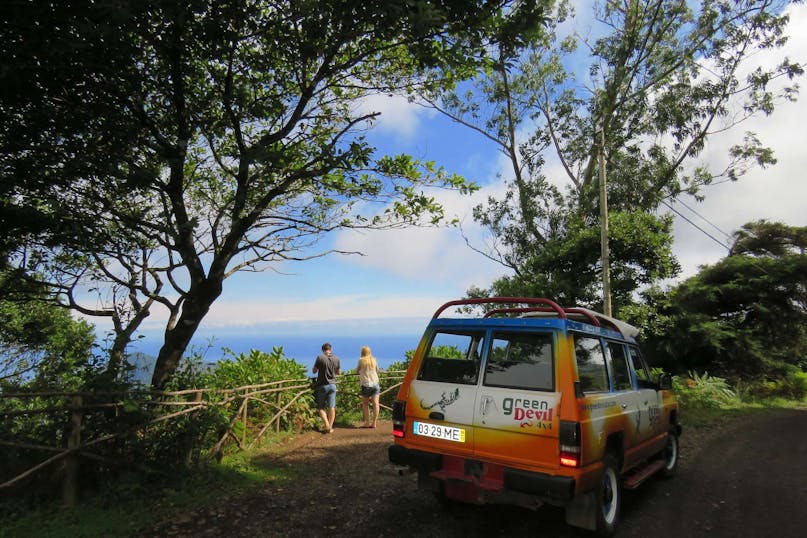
[742,371,807,402]
[673,371,740,410]
[2,0,541,389]
[640,221,807,380]
[0,289,98,390]
[470,210,679,310]
[207,347,316,438]
[210,347,307,388]
[0,440,298,538]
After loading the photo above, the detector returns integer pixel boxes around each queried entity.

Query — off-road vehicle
[389,297,680,535]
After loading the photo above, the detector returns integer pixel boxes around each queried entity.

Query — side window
[417,331,484,385]
[483,332,554,391]
[574,334,609,393]
[606,341,632,391]
[628,346,653,387]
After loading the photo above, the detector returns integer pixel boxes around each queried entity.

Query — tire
[659,427,680,479]
[595,454,622,536]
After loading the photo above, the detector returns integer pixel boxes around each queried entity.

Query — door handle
[481,396,492,415]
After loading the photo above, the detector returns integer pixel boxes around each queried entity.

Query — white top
[357,362,379,386]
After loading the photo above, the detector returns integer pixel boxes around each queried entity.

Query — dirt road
[142,408,807,537]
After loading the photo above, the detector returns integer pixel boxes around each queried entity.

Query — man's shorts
[315,383,337,409]
[360,384,380,398]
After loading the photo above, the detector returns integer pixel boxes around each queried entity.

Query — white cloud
[179,294,440,330]
[331,162,514,288]
[113,290,442,331]
[356,93,435,141]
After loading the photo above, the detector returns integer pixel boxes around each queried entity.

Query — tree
[640,221,807,378]
[0,272,97,390]
[1,1,547,387]
[425,0,801,311]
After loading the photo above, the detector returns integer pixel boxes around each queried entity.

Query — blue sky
[122,3,807,351]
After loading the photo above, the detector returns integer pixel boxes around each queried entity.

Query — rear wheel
[659,427,680,478]
[595,454,622,536]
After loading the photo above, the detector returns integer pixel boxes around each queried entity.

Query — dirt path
[141,409,807,537]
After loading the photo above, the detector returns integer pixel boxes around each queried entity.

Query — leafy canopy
[639,221,807,379]
[425,0,801,311]
[1,0,548,388]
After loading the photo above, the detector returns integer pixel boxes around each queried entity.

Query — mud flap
[417,470,440,493]
[565,490,597,531]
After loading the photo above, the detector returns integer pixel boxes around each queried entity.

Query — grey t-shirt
[314,353,340,386]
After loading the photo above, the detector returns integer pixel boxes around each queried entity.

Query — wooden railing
[0,371,405,506]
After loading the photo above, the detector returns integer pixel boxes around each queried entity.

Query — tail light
[560,420,581,467]
[392,400,406,438]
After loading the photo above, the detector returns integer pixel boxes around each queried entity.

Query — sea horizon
[127,332,423,372]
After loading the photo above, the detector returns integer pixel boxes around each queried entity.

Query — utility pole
[598,127,612,316]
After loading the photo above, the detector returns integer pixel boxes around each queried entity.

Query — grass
[680,393,806,429]
[0,431,301,538]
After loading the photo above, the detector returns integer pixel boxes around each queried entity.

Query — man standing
[312,342,341,433]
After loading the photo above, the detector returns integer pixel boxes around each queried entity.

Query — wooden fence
[0,371,404,507]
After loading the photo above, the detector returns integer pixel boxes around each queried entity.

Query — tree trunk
[150,281,222,389]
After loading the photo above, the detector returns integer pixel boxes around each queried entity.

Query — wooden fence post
[185,391,204,467]
[276,391,282,433]
[242,398,248,447]
[62,395,82,508]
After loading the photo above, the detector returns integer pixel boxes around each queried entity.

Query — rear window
[483,331,554,391]
[606,340,632,391]
[417,330,483,385]
[628,346,654,387]
[573,334,609,393]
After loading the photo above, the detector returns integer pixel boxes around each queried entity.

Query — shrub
[743,370,807,401]
[674,371,740,409]
[209,347,316,436]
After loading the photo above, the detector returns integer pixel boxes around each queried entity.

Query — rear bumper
[503,467,575,501]
[389,443,442,472]
[389,444,575,502]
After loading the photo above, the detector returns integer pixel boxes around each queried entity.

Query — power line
[671,197,732,241]
[662,198,773,277]
[660,199,732,252]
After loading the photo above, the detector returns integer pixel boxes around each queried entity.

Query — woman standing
[356,346,380,428]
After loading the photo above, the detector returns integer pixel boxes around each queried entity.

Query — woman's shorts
[360,384,380,397]
[315,383,337,409]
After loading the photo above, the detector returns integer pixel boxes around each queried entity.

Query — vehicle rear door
[604,339,646,467]
[405,329,484,457]
[628,345,665,455]
[574,333,625,465]
[472,330,561,471]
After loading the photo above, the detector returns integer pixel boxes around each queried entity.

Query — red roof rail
[432,297,566,320]
[563,308,602,326]
[483,306,602,326]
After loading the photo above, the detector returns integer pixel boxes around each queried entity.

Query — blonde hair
[357,346,377,372]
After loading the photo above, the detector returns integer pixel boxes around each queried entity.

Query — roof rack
[432,297,566,320]
[484,306,602,326]
[431,297,639,339]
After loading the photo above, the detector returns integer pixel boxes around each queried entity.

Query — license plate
[413,421,466,443]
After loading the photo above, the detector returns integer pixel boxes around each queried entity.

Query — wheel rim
[601,467,618,524]
[665,435,679,471]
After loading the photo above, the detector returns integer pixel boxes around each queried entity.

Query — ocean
[129,332,423,371]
